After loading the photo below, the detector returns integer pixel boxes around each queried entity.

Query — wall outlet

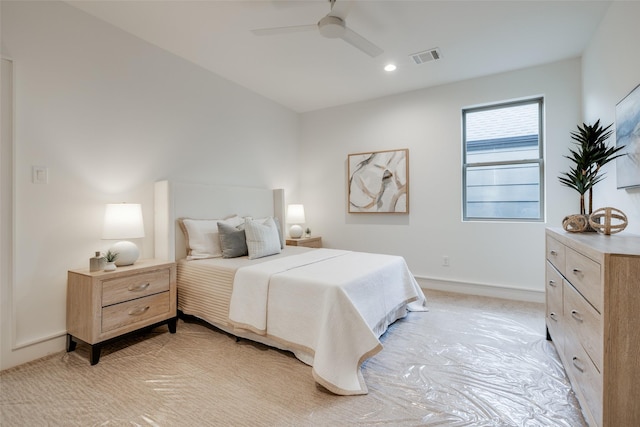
[442,256,450,267]
[32,166,48,184]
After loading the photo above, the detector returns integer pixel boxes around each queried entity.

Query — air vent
[410,48,442,65]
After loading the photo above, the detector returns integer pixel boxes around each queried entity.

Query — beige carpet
[0,290,585,426]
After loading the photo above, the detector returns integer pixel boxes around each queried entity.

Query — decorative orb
[289,224,303,239]
[562,214,589,233]
[110,240,140,266]
[589,207,628,235]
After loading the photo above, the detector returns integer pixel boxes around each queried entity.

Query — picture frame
[347,148,409,213]
[616,83,640,189]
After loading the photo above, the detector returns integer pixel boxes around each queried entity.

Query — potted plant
[558,120,624,217]
[103,250,119,271]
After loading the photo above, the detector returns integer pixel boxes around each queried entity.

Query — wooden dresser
[67,259,177,364]
[545,228,640,426]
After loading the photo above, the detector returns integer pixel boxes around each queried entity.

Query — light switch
[32,166,48,184]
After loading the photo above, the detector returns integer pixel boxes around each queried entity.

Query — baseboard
[414,275,545,304]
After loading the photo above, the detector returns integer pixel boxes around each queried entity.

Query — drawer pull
[128,283,150,292]
[548,280,557,287]
[128,306,150,316]
[572,268,581,274]
[571,309,583,322]
[572,356,585,373]
[549,312,558,321]
[550,250,558,256]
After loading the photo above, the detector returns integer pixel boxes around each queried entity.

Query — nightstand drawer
[102,268,171,307]
[102,292,171,333]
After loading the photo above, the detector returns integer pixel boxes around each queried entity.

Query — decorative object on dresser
[286,204,306,238]
[286,236,322,248]
[588,207,628,235]
[102,203,145,266]
[558,121,624,231]
[616,83,640,189]
[545,228,640,426]
[348,148,409,214]
[561,214,590,233]
[89,251,105,272]
[102,250,118,271]
[67,259,177,365]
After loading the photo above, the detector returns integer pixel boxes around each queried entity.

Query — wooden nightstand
[286,236,322,248]
[66,259,177,365]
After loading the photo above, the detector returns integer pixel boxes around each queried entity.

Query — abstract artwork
[616,83,640,189]
[348,149,409,213]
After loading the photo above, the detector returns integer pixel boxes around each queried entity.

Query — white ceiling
[67,0,611,113]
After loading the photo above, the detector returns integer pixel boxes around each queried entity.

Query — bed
[154,181,427,395]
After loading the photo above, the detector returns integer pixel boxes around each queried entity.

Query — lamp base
[289,224,303,239]
[110,241,140,266]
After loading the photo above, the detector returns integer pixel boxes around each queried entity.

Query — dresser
[67,259,177,364]
[286,236,322,248]
[545,228,640,426]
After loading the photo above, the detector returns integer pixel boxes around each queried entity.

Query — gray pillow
[217,222,248,258]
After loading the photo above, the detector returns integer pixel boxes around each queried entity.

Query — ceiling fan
[251,0,383,58]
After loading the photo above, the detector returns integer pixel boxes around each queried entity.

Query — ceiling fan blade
[340,27,383,58]
[251,24,316,36]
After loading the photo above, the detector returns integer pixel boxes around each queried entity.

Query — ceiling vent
[410,48,442,65]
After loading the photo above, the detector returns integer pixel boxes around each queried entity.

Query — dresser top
[547,227,640,258]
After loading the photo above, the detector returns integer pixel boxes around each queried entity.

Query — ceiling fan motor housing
[318,16,346,38]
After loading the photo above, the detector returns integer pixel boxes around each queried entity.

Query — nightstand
[286,236,322,248]
[66,259,177,365]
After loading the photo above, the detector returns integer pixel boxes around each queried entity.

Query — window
[463,98,543,221]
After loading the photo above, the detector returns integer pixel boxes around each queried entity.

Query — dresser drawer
[102,268,171,307]
[546,236,566,274]
[102,292,171,333]
[565,247,602,313]
[545,262,563,324]
[563,280,603,372]
[564,332,603,426]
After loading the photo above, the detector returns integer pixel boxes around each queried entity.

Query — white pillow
[244,217,282,259]
[180,215,243,260]
[249,216,284,249]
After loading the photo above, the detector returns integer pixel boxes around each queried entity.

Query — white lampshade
[287,204,306,238]
[287,204,306,224]
[102,203,144,266]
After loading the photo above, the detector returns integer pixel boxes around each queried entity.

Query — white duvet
[228,248,427,395]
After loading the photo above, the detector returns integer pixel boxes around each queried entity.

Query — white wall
[582,0,640,233]
[0,1,299,370]
[299,59,582,300]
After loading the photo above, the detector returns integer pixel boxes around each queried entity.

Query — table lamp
[102,203,145,266]
[287,204,306,239]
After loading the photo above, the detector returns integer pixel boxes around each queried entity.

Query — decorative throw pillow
[179,215,243,259]
[250,216,285,249]
[217,222,248,258]
[244,217,282,259]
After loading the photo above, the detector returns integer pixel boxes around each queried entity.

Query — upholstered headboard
[154,181,285,261]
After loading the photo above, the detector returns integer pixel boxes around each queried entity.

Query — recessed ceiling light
[384,64,397,72]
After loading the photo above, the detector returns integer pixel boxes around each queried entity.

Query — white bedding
[228,248,427,395]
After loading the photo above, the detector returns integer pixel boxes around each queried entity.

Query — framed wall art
[616,83,640,189]
[347,148,409,213]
